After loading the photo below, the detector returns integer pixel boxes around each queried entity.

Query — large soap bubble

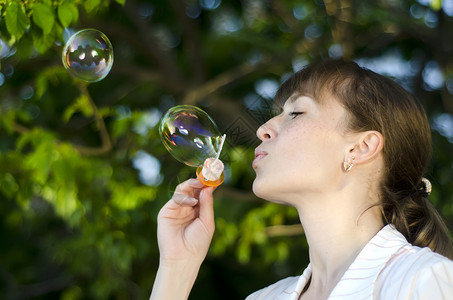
[159,105,226,186]
[62,29,114,82]
[159,105,222,167]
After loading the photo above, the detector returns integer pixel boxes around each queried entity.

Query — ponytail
[383,185,453,259]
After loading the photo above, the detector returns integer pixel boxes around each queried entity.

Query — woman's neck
[295,190,384,299]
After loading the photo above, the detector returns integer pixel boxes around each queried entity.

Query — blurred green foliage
[0,0,452,299]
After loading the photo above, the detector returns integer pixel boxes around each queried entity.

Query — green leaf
[32,29,54,54]
[0,110,16,134]
[41,184,80,222]
[110,184,156,210]
[61,286,83,300]
[5,2,29,40]
[84,0,101,13]
[58,2,79,28]
[35,66,68,98]
[63,94,94,123]
[111,117,132,140]
[24,142,54,184]
[115,0,126,5]
[430,0,442,10]
[15,35,36,59]
[0,173,19,198]
[32,3,55,35]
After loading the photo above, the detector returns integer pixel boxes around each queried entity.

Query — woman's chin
[252,178,263,195]
[252,180,277,202]
[252,179,295,206]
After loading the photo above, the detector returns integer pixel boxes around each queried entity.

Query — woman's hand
[150,178,216,300]
[157,178,216,264]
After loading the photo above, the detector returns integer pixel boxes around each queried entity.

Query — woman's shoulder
[389,243,453,272]
[376,224,453,272]
[374,245,453,299]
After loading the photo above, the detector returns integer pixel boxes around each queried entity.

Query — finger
[172,192,198,207]
[175,178,204,197]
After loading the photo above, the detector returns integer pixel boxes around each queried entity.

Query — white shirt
[246,225,453,299]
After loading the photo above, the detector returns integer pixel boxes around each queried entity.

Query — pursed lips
[253,149,268,169]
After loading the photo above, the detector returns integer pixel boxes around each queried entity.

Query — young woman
[150,60,453,299]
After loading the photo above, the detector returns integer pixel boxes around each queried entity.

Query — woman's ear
[347,130,384,165]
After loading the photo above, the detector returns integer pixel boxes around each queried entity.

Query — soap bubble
[159,105,224,167]
[62,29,113,82]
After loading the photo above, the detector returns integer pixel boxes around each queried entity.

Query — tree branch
[122,0,187,92]
[12,84,113,156]
[74,83,113,156]
[182,59,275,105]
[215,186,260,203]
[323,0,354,59]
[265,224,304,237]
[170,0,206,84]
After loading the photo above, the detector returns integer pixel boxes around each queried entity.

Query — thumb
[198,186,215,232]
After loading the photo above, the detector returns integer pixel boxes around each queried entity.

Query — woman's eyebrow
[287,95,313,106]
[281,95,300,109]
[278,94,310,113]
[288,94,300,103]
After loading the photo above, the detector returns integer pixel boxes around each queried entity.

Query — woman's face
[252,93,352,204]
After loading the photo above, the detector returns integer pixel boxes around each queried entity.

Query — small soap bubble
[159,105,223,167]
[62,29,113,82]
[20,85,34,100]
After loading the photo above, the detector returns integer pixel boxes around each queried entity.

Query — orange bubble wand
[196,134,226,187]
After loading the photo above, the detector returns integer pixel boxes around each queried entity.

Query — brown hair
[275,59,453,258]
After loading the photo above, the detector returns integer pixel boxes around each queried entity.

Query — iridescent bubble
[159,105,224,167]
[62,29,113,82]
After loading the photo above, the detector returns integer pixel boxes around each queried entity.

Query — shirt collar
[328,224,408,298]
[285,225,409,299]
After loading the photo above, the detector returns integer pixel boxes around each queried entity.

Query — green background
[0,0,452,299]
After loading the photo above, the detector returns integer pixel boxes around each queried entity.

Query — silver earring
[343,157,355,172]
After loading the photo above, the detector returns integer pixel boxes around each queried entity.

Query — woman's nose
[256,119,277,141]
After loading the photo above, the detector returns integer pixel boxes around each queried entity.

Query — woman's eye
[289,112,304,119]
